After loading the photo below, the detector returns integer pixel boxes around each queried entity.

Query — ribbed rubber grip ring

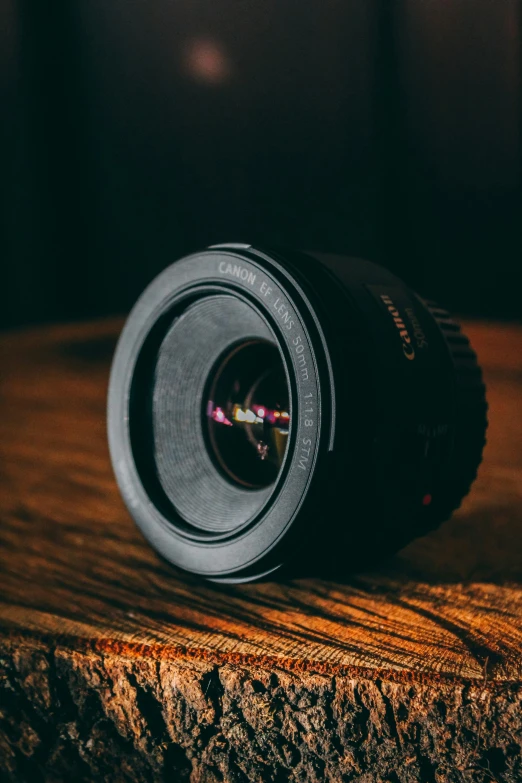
[422,299,488,523]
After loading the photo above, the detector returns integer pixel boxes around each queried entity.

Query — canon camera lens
[107,244,487,583]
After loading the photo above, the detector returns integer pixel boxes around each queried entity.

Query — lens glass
[205,341,290,488]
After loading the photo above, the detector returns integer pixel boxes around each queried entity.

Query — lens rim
[107,246,333,579]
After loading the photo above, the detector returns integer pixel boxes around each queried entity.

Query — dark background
[1,0,520,329]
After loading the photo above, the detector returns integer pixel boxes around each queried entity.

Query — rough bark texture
[2,635,522,783]
[0,320,521,782]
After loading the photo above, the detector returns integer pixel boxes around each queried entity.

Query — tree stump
[0,319,521,783]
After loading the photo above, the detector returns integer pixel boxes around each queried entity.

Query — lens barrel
[107,244,487,583]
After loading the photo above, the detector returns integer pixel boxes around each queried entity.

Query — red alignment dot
[422,494,432,506]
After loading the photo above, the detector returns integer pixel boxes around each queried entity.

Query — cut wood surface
[0,319,521,782]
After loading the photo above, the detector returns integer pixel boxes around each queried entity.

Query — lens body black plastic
[107,244,487,583]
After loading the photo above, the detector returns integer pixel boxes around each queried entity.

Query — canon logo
[218,261,257,286]
[380,294,415,360]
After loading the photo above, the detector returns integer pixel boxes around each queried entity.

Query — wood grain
[1,319,521,782]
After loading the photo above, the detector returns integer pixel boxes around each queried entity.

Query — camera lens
[108,244,487,582]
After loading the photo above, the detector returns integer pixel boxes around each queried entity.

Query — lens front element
[206,340,290,489]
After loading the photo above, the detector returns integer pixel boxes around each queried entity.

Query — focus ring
[420,300,488,527]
